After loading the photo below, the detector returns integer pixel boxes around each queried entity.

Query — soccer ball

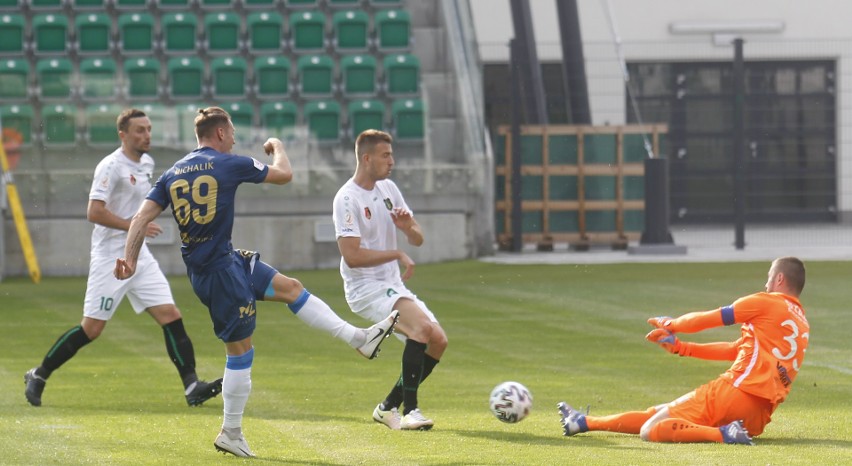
[489,381,533,423]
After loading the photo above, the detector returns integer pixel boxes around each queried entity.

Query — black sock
[162,319,198,389]
[383,354,439,409]
[400,339,427,415]
[38,325,92,379]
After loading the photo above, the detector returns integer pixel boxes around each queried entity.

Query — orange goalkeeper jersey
[670,292,809,406]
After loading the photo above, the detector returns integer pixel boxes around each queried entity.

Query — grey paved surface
[481,224,852,265]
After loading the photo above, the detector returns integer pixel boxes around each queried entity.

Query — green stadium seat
[124,57,161,99]
[0,0,21,10]
[175,102,205,147]
[155,0,191,9]
[221,101,254,144]
[131,102,174,145]
[392,98,424,140]
[35,58,73,99]
[114,0,148,10]
[253,56,291,98]
[259,101,298,139]
[247,12,284,53]
[304,99,341,141]
[341,54,376,95]
[75,13,113,55]
[84,104,122,146]
[242,0,276,10]
[348,99,385,137]
[79,57,118,100]
[383,53,420,94]
[71,0,107,9]
[290,10,327,52]
[118,13,156,54]
[211,56,248,98]
[199,0,233,10]
[0,14,25,55]
[167,57,205,99]
[0,104,34,145]
[375,9,410,49]
[332,10,369,51]
[204,12,243,54]
[296,54,334,96]
[0,58,30,100]
[41,104,78,146]
[161,12,199,54]
[28,0,64,10]
[32,13,69,54]
[369,0,402,5]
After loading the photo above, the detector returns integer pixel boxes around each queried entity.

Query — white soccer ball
[489,381,533,423]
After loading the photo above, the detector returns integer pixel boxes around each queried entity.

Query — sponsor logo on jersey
[386,288,398,297]
[365,207,372,219]
[384,198,393,210]
[129,174,136,185]
[345,212,353,226]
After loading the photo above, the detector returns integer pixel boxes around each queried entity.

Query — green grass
[2,260,851,465]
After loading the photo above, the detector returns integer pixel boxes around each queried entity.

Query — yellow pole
[0,140,41,283]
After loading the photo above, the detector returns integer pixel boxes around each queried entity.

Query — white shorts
[347,281,438,328]
[83,253,174,321]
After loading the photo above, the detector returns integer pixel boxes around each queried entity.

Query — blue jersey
[147,147,268,274]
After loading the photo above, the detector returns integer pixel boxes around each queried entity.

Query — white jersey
[332,178,411,298]
[89,148,155,258]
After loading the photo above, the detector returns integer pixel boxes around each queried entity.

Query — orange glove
[647,316,674,330]
[645,328,682,355]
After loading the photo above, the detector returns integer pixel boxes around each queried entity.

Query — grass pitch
[2,260,851,465]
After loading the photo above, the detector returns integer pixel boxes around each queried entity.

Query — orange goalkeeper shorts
[666,377,774,436]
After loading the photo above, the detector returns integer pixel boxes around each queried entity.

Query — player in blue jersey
[114,106,398,457]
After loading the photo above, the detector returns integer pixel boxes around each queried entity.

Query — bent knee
[430,326,448,350]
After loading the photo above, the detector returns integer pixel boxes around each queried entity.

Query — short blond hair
[194,106,231,140]
[355,129,393,160]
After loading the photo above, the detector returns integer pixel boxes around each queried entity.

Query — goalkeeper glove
[647,316,674,330]
[645,328,682,355]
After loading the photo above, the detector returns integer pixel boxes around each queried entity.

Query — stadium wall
[471,0,852,221]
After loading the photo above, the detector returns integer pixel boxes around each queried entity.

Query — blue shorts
[189,249,278,343]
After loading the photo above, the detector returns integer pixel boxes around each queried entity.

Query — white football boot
[400,408,434,431]
[214,429,255,457]
[372,403,402,430]
[357,311,399,359]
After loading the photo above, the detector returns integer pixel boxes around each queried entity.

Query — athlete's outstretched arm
[115,199,164,280]
[648,308,730,334]
[646,328,740,361]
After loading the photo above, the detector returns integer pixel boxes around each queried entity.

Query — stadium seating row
[0,9,410,56]
[0,98,424,146]
[0,53,419,101]
[1,0,402,12]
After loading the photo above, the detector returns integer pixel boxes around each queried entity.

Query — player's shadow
[756,437,852,449]
[447,428,642,450]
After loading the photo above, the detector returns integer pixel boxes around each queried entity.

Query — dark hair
[355,129,393,159]
[194,106,231,140]
[116,108,147,133]
[774,257,806,295]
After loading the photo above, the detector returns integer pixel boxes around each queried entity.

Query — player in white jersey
[332,129,448,431]
[24,108,222,407]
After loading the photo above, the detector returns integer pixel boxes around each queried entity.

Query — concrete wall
[3,211,472,278]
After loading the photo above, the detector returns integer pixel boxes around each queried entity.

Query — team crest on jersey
[129,174,136,185]
[384,198,393,210]
[364,207,372,219]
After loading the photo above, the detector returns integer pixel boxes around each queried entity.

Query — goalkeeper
[558,257,809,445]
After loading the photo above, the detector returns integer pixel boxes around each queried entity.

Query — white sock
[222,349,253,430]
[293,294,362,347]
